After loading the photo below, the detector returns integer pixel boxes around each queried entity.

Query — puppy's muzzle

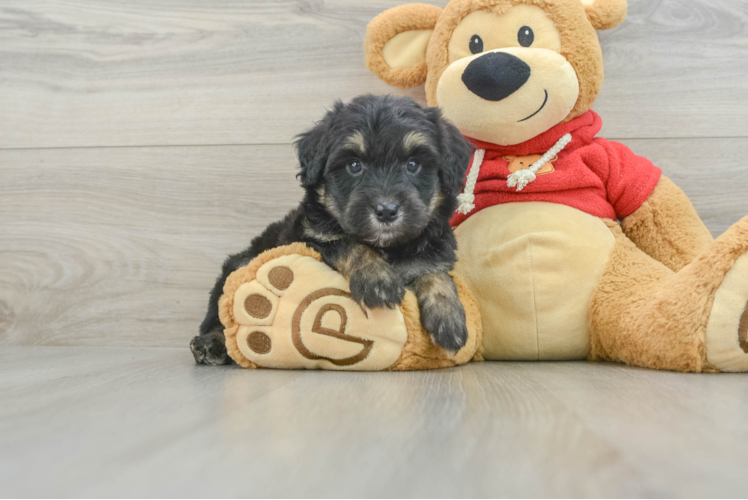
[461,52,531,101]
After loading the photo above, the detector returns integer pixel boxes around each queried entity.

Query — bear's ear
[364,4,442,89]
[582,0,627,30]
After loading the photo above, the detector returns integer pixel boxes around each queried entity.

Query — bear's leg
[590,218,748,372]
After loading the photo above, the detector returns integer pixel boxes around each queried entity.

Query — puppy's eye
[346,160,363,176]
[469,35,483,54]
[518,26,534,47]
[406,160,422,174]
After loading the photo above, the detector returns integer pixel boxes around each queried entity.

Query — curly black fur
[190,94,473,365]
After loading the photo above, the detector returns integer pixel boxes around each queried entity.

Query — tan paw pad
[231,254,409,370]
[232,281,280,327]
[706,252,748,372]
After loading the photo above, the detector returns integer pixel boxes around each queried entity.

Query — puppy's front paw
[349,267,406,310]
[421,300,468,355]
[190,331,230,366]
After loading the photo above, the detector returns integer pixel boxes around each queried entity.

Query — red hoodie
[450,110,662,227]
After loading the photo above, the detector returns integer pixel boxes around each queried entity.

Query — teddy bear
[365,0,748,372]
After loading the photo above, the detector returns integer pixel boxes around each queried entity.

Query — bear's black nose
[462,52,531,101]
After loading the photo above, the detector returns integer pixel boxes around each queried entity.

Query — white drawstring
[456,149,485,215]
[455,133,574,216]
[507,133,572,192]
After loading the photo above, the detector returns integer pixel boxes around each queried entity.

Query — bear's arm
[620,176,714,272]
[597,138,714,272]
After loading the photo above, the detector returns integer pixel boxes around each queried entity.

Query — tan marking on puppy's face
[316,185,343,220]
[436,5,579,146]
[427,189,443,216]
[402,131,429,152]
[343,131,367,155]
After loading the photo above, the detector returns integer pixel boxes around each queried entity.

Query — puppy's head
[295,95,471,247]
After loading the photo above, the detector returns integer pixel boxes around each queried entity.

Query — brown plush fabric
[621,176,714,272]
[583,0,627,30]
[590,218,748,372]
[424,0,606,121]
[364,4,443,89]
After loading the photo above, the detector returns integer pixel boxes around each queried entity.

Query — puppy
[190,94,473,365]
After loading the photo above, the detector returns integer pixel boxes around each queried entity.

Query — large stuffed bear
[365,0,748,372]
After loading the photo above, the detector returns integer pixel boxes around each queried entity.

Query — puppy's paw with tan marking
[348,264,406,310]
[412,272,469,355]
[420,300,468,356]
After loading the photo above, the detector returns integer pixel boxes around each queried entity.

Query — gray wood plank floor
[2,346,747,498]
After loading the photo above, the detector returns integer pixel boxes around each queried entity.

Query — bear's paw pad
[227,254,409,370]
[706,251,748,372]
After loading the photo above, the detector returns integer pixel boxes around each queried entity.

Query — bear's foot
[589,217,748,373]
[706,251,748,372]
[223,252,410,370]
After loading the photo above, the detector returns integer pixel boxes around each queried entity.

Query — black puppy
[190,94,473,365]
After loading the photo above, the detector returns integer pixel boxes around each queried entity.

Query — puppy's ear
[365,4,442,89]
[295,104,339,187]
[427,107,472,198]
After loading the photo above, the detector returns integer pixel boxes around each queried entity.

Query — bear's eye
[346,160,363,176]
[469,35,484,54]
[406,160,422,174]
[518,26,534,47]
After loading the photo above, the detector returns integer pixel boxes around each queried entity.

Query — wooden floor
[2,0,748,497]
[2,346,747,498]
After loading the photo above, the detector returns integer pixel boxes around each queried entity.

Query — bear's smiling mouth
[518,89,549,122]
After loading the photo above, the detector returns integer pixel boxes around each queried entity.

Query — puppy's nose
[462,52,531,101]
[375,203,400,223]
